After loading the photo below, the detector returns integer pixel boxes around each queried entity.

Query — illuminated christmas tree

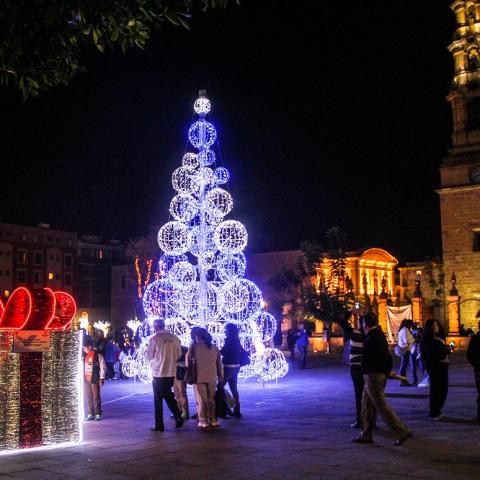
[124,91,288,383]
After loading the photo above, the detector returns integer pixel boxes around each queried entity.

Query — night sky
[0,1,455,262]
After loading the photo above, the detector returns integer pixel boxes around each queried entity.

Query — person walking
[421,319,451,421]
[466,320,480,422]
[340,309,365,429]
[286,329,296,361]
[104,337,117,380]
[186,328,223,429]
[174,345,190,420]
[295,322,310,369]
[353,313,412,446]
[397,320,415,386]
[145,319,184,432]
[220,323,244,418]
[83,337,106,421]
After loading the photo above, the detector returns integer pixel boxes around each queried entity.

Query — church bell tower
[439,1,480,329]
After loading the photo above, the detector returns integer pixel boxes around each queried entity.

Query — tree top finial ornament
[123,92,288,383]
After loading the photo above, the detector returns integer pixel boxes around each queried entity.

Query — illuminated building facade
[439,0,480,329]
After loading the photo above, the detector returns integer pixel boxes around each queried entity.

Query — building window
[34,251,43,266]
[55,273,60,280]
[474,232,480,252]
[21,233,27,241]
[47,236,53,243]
[67,239,73,247]
[17,250,27,264]
[17,270,27,284]
[64,273,72,286]
[33,235,38,243]
[121,275,126,290]
[48,272,54,280]
[34,271,43,286]
[4,290,9,297]
[56,238,61,244]
[64,253,73,268]
[98,249,105,260]
[5,270,10,277]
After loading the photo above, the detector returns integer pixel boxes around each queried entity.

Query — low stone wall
[310,336,344,353]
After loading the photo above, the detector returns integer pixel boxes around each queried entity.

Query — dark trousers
[85,381,101,415]
[223,366,240,403]
[399,351,417,383]
[475,370,480,421]
[299,346,307,368]
[351,365,364,424]
[427,363,449,417]
[288,346,295,361]
[152,376,181,429]
[106,362,114,379]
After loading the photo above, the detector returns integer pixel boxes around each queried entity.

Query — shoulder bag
[185,345,197,385]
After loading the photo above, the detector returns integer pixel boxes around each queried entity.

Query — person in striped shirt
[341,307,366,428]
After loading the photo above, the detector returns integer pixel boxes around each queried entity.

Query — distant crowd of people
[81,311,480,442]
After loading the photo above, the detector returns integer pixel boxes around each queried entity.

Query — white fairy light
[158,221,192,255]
[188,120,217,149]
[214,220,248,254]
[172,166,199,195]
[182,152,199,170]
[206,187,233,218]
[93,321,110,337]
[126,319,142,335]
[251,311,277,342]
[214,167,230,184]
[194,97,211,115]
[168,261,197,288]
[216,252,246,282]
[198,149,216,166]
[169,194,198,223]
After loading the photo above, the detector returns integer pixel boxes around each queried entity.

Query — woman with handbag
[186,328,223,429]
[220,323,248,418]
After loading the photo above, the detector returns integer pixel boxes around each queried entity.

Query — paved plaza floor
[1,352,479,480]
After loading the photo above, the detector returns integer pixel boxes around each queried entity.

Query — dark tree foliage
[0,0,233,99]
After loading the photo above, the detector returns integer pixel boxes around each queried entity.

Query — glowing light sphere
[188,120,217,149]
[214,220,248,254]
[255,348,288,381]
[193,166,215,189]
[143,279,175,320]
[194,97,211,115]
[206,188,233,218]
[198,149,216,167]
[251,311,277,342]
[182,152,199,170]
[169,193,198,223]
[216,252,246,282]
[205,209,224,226]
[158,221,192,255]
[189,225,216,257]
[121,354,137,378]
[168,261,197,288]
[219,279,262,319]
[199,251,216,271]
[172,166,199,195]
[158,254,187,277]
[214,167,230,185]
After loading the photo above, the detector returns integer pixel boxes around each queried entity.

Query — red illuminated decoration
[0,287,76,331]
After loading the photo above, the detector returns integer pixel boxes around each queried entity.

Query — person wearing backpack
[83,337,106,421]
[220,323,248,418]
[466,320,480,422]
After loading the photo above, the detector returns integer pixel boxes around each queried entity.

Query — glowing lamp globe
[188,120,217,149]
[158,221,192,255]
[214,220,248,254]
[194,96,211,115]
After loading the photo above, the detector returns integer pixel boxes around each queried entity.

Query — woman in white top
[397,320,416,386]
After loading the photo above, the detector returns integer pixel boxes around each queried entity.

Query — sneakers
[94,414,102,421]
[85,414,95,421]
[151,426,164,432]
[175,417,184,429]
[350,422,361,429]
[198,421,209,429]
[427,414,443,421]
[181,412,189,420]
[209,420,220,428]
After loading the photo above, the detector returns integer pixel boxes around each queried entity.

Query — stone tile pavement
[1,352,479,479]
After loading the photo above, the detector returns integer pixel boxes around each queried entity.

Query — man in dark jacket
[466,320,480,422]
[353,313,412,446]
[341,309,365,428]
